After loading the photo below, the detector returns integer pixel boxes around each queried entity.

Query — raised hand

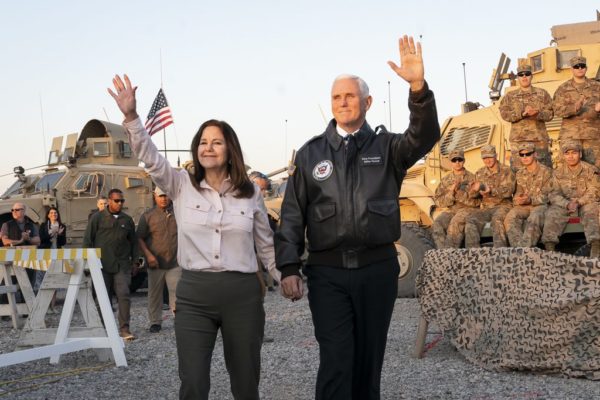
[107,74,139,122]
[387,35,425,92]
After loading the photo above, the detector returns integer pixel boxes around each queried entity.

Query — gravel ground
[1,289,598,400]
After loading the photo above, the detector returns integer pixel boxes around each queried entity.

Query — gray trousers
[101,269,131,331]
[175,269,264,400]
[147,266,181,326]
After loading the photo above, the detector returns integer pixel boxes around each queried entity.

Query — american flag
[145,88,174,136]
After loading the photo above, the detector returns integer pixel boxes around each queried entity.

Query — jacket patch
[360,155,383,166]
[312,160,334,181]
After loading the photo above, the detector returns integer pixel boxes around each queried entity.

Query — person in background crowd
[249,170,277,292]
[88,196,108,221]
[137,186,181,333]
[37,207,67,294]
[108,74,281,400]
[499,64,553,170]
[464,145,515,248]
[553,56,600,168]
[84,188,139,340]
[275,36,440,399]
[432,149,479,248]
[541,140,600,256]
[1,203,41,289]
[503,142,553,247]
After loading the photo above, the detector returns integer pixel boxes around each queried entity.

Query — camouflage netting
[417,247,600,380]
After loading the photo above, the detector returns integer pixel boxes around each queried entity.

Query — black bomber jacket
[275,82,440,278]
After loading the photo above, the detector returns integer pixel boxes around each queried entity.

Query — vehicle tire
[573,243,590,257]
[395,223,435,298]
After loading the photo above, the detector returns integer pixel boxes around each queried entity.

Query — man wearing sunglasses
[432,149,480,248]
[503,142,553,247]
[499,64,553,171]
[553,56,600,168]
[465,145,515,248]
[541,140,600,256]
[1,203,41,288]
[84,188,139,340]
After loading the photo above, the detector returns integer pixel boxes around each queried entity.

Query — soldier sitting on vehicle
[541,140,600,256]
[432,149,479,248]
[499,64,553,171]
[553,56,600,169]
[464,144,515,248]
[503,142,553,247]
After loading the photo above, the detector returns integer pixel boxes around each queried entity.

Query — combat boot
[590,240,600,258]
[544,242,555,252]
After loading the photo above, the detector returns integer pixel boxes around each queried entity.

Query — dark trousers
[304,258,399,400]
[175,269,264,400]
[101,269,131,330]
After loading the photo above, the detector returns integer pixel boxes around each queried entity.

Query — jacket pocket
[366,199,400,245]
[307,203,337,250]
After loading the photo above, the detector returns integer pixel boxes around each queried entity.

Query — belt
[307,244,397,269]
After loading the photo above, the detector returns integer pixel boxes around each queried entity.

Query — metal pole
[284,119,288,165]
[462,62,468,102]
[387,81,392,130]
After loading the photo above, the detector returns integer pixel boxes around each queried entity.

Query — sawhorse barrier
[0,248,127,367]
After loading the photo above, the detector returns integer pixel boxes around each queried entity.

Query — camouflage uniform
[503,160,553,248]
[432,169,479,248]
[541,160,600,246]
[465,146,516,248]
[553,77,600,168]
[499,85,553,170]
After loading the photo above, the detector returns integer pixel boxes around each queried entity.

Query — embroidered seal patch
[312,160,333,181]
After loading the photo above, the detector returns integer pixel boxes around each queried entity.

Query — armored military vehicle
[397,13,600,296]
[0,119,155,246]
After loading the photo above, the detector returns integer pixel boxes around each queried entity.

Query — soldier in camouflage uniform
[541,140,600,256]
[432,149,479,248]
[553,56,600,168]
[503,142,553,247]
[499,64,553,170]
[464,145,515,247]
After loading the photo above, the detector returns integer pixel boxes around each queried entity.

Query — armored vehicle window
[440,126,492,156]
[48,150,60,165]
[3,180,26,197]
[125,177,144,188]
[72,173,103,196]
[117,140,132,158]
[34,171,65,193]
[556,49,580,69]
[531,54,543,73]
[93,142,110,157]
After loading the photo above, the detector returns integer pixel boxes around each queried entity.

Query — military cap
[480,144,497,158]
[560,140,582,152]
[448,149,464,160]
[517,142,535,153]
[570,56,586,67]
[517,65,532,73]
[154,186,167,196]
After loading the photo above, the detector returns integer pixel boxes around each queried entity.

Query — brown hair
[189,120,254,199]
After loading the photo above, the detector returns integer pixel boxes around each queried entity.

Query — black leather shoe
[149,324,162,333]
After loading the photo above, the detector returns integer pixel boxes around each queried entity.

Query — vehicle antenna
[102,107,111,123]
[284,119,288,165]
[383,100,388,126]
[39,93,47,162]
[387,81,392,130]
[462,62,468,102]
[160,48,168,160]
[318,104,328,124]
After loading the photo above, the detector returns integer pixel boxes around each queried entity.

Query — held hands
[567,200,579,213]
[387,35,425,92]
[107,74,139,122]
[146,255,159,269]
[523,105,538,118]
[515,194,531,206]
[281,275,303,302]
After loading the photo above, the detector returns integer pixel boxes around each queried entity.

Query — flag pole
[161,49,167,158]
